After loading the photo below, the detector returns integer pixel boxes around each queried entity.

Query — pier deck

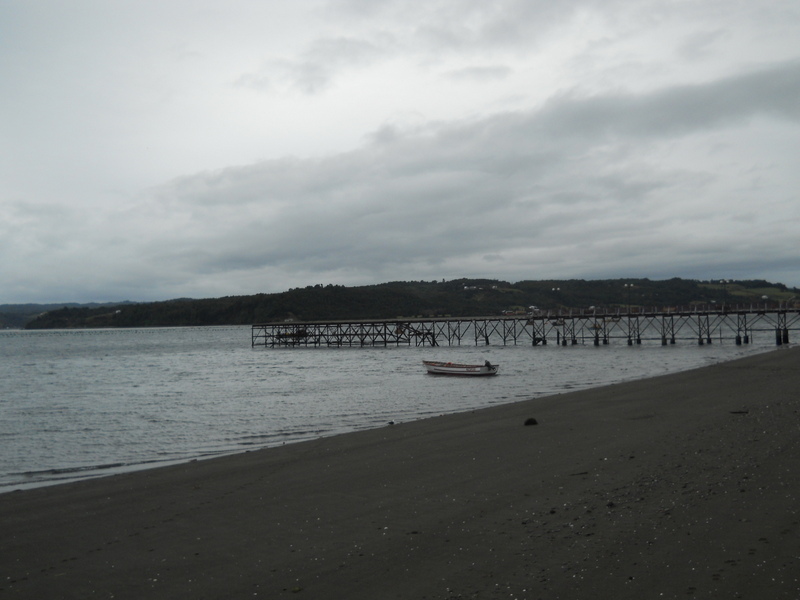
[252,306,799,348]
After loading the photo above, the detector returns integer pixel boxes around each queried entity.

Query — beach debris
[524,417,538,426]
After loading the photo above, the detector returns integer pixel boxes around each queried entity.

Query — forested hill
[0,302,137,329]
[17,278,799,329]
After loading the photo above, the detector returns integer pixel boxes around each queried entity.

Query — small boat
[423,360,499,376]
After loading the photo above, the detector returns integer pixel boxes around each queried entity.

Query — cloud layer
[1,0,798,302]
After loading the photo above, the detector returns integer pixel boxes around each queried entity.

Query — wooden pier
[252,306,799,348]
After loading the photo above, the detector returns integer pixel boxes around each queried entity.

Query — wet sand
[1,346,799,599]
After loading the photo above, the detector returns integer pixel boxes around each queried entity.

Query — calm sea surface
[0,326,777,492]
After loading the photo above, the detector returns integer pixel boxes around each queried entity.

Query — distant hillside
[20,278,799,329]
[1,302,135,329]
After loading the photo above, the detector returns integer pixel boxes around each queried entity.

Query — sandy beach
[1,346,798,599]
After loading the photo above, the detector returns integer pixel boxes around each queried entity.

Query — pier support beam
[776,313,790,345]
[698,314,712,345]
[661,314,676,346]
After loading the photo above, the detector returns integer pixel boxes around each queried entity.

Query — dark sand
[2,347,799,599]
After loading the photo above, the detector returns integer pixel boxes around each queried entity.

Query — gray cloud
[2,0,799,302]
[237,35,392,94]
[537,60,800,139]
[107,61,797,297]
[443,65,514,82]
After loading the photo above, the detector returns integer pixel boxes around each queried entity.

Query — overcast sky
[2,0,799,303]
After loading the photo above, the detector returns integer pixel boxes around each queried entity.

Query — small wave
[16,462,129,477]
[234,429,334,445]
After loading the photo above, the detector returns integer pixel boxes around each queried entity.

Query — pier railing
[252,305,800,348]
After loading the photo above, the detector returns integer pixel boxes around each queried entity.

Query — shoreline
[0,343,777,494]
[2,346,798,599]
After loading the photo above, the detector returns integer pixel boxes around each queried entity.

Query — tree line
[16,278,797,329]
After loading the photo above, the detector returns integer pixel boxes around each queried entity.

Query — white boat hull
[423,361,498,376]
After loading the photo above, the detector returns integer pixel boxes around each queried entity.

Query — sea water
[0,325,777,492]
